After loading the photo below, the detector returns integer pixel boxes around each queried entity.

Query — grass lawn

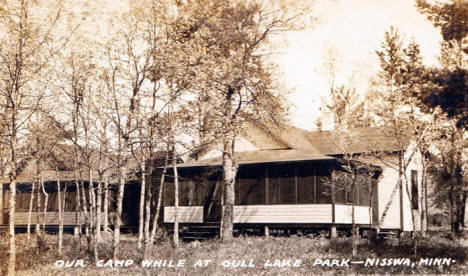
[1,231,468,275]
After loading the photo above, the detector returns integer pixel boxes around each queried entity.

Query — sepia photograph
[0,0,467,275]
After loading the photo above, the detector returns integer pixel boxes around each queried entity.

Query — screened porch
[163,161,378,226]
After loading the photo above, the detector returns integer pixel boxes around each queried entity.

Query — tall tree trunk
[7,114,17,276]
[150,152,168,244]
[420,163,428,237]
[36,181,41,237]
[143,164,153,256]
[172,149,179,248]
[57,176,63,255]
[26,181,35,241]
[460,193,466,229]
[8,178,16,276]
[80,180,89,237]
[36,160,42,236]
[138,160,146,249]
[449,185,455,234]
[424,169,429,232]
[103,178,109,234]
[96,179,102,242]
[221,132,237,241]
[88,167,98,261]
[351,177,357,256]
[113,166,126,261]
[331,172,337,239]
[41,176,48,231]
[352,204,358,256]
[75,180,82,242]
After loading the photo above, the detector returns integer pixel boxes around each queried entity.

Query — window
[411,170,418,209]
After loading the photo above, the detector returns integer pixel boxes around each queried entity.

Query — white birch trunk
[149,163,167,244]
[57,176,63,255]
[8,179,16,276]
[36,182,41,236]
[41,176,48,231]
[221,132,237,241]
[96,180,102,242]
[172,152,179,248]
[113,166,126,260]
[26,182,35,241]
[138,161,146,249]
[103,179,109,234]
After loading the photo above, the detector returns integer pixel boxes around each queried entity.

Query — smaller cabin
[0,148,140,230]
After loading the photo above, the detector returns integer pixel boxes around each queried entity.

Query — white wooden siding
[377,168,402,229]
[375,145,424,231]
[164,204,371,224]
[164,206,204,223]
[12,212,119,225]
[335,205,371,224]
[233,204,332,223]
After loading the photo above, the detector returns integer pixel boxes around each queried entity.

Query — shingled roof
[176,121,413,169]
[248,120,410,156]
[304,126,411,155]
[177,149,334,168]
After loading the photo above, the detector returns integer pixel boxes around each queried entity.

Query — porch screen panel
[237,166,265,205]
[316,167,331,203]
[62,190,78,212]
[209,174,222,202]
[205,176,221,205]
[194,178,207,206]
[15,190,60,212]
[15,192,30,211]
[296,165,315,204]
[48,192,58,211]
[333,171,351,205]
[163,181,175,206]
[238,177,265,205]
[297,175,314,204]
[335,189,347,205]
[178,181,191,206]
[268,165,295,204]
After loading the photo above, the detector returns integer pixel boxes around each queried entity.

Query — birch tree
[103,11,157,258]
[416,0,467,235]
[175,0,298,240]
[371,27,441,255]
[0,1,67,274]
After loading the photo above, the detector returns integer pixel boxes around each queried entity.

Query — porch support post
[264,225,269,237]
[331,170,337,238]
[399,178,404,231]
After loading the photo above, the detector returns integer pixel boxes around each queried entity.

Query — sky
[274,0,443,129]
[97,0,444,130]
